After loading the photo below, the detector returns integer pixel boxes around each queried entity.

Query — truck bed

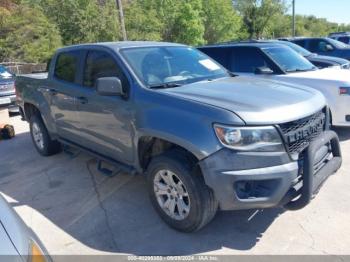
[18,72,48,80]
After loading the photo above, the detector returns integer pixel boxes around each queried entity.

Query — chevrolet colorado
[15,42,342,232]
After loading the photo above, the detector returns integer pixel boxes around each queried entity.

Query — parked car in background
[199,42,350,126]
[261,40,350,69]
[15,42,341,232]
[282,37,350,61]
[0,193,51,261]
[329,32,350,44]
[0,65,18,113]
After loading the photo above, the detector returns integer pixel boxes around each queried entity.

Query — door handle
[38,87,57,96]
[76,96,88,104]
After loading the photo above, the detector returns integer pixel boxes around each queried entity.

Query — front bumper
[199,131,342,211]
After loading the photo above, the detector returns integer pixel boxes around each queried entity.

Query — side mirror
[96,77,124,96]
[255,66,274,75]
[325,44,334,51]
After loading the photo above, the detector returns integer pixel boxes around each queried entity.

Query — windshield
[263,46,316,73]
[326,38,349,49]
[120,46,228,87]
[0,65,13,79]
[277,41,312,56]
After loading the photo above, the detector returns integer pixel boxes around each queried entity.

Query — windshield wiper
[148,82,183,89]
[228,71,237,77]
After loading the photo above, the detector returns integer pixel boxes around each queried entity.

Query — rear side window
[293,39,307,48]
[54,52,79,83]
[230,47,270,73]
[338,36,350,44]
[83,50,129,90]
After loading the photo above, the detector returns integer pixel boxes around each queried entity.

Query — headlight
[29,240,49,262]
[214,124,284,152]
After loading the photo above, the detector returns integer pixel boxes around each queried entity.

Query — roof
[57,41,186,52]
[198,41,288,49]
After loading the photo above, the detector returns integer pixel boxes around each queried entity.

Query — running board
[97,160,122,177]
[58,137,137,176]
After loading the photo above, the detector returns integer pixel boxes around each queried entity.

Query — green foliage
[234,0,286,39]
[30,0,120,45]
[202,0,243,44]
[124,0,163,41]
[0,5,62,62]
[2,0,350,63]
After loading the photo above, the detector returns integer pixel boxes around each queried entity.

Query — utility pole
[292,0,296,37]
[116,0,127,41]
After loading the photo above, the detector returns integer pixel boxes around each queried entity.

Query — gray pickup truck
[15,42,342,232]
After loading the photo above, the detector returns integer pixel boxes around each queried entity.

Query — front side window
[309,39,330,52]
[263,46,316,73]
[83,50,128,89]
[54,52,79,83]
[230,48,271,73]
[120,46,228,87]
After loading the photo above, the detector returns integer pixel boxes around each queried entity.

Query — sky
[289,0,350,24]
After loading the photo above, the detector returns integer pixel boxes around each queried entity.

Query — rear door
[48,50,83,143]
[75,48,134,164]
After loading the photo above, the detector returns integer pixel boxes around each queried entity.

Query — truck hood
[161,76,325,125]
[281,67,350,82]
[308,54,349,66]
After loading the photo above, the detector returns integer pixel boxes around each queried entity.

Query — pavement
[0,115,350,256]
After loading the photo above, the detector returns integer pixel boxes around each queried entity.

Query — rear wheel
[29,114,61,156]
[147,150,218,232]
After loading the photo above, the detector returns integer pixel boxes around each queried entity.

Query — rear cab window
[338,36,350,44]
[292,39,307,48]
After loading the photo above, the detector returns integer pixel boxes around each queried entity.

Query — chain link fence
[0,62,47,74]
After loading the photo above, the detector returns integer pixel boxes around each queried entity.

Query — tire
[29,114,61,156]
[147,149,218,232]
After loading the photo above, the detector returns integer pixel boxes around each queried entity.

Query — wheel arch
[137,135,201,172]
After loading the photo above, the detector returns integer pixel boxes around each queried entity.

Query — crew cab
[15,42,342,232]
[283,37,350,61]
[199,42,350,127]
[267,40,350,69]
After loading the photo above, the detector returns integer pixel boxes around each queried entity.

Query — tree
[202,0,243,44]
[233,0,287,39]
[124,0,163,41]
[166,0,205,45]
[31,0,121,45]
[123,0,205,45]
[0,4,62,62]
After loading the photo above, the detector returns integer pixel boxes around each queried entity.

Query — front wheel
[147,150,218,232]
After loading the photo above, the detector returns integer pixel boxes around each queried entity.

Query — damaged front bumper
[199,130,342,211]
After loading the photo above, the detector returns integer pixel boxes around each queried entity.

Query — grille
[0,83,14,92]
[279,110,326,155]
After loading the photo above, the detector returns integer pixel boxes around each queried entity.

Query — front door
[75,49,134,164]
